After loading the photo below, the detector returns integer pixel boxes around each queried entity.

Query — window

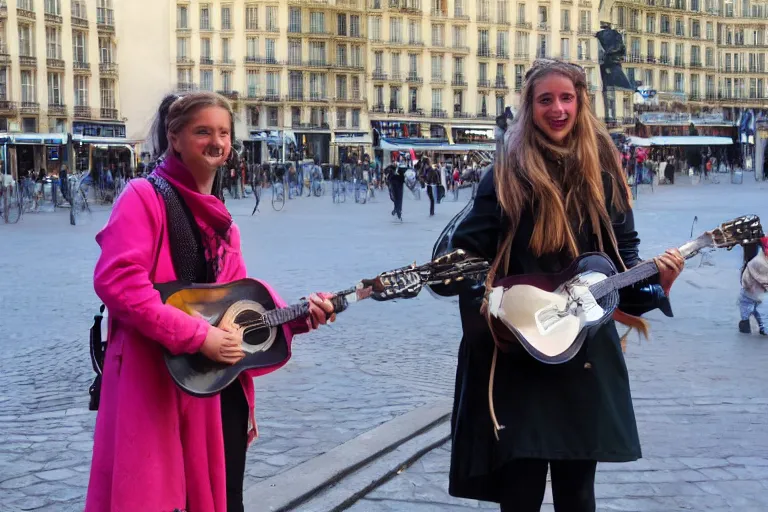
[46,27,61,60]
[266,39,276,60]
[497,0,508,24]
[291,107,301,126]
[370,17,382,41]
[644,69,653,88]
[431,89,442,111]
[577,39,590,60]
[289,71,303,98]
[390,17,402,43]
[336,108,346,127]
[245,5,258,30]
[200,38,212,60]
[247,70,260,97]
[514,64,524,89]
[579,10,590,32]
[495,63,505,83]
[517,3,526,23]
[97,0,113,25]
[48,72,62,104]
[675,18,684,37]
[19,23,34,56]
[351,16,361,38]
[177,68,192,85]
[289,40,302,65]
[455,0,465,16]
[289,8,301,32]
[706,22,713,40]
[561,9,570,30]
[691,20,700,38]
[409,20,421,44]
[220,38,230,62]
[310,12,325,33]
[560,38,570,59]
[453,56,464,75]
[660,15,670,33]
[267,71,279,95]
[537,34,548,58]
[338,14,347,36]
[408,53,418,74]
[478,62,488,80]
[266,6,278,31]
[309,41,326,64]
[221,71,232,91]
[432,24,444,46]
[647,40,654,58]
[99,37,114,63]
[74,75,88,106]
[200,4,211,29]
[516,32,529,56]
[336,75,347,99]
[391,52,400,77]
[309,72,326,98]
[351,46,362,68]
[478,30,490,53]
[705,48,714,66]
[73,30,87,62]
[646,14,655,33]
[374,51,383,72]
[71,0,86,19]
[352,109,360,128]
[177,5,188,28]
[201,70,213,91]
[431,54,443,79]
[374,85,383,106]
[247,37,258,59]
[337,44,347,66]
[674,72,684,92]
[409,87,417,110]
[268,107,278,127]
[352,77,360,99]
[221,5,232,30]
[18,0,33,10]
[0,68,7,100]
[45,0,61,15]
[100,78,115,109]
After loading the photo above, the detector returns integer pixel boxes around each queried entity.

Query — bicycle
[70,173,93,226]
[1,182,21,224]
[311,177,323,197]
[332,179,346,203]
[355,179,368,204]
[271,177,285,211]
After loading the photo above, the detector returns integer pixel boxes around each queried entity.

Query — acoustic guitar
[486,215,764,364]
[157,250,488,397]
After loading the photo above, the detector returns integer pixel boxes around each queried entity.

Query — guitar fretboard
[262,289,355,328]
[588,259,660,300]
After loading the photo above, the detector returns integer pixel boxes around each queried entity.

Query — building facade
[605,0,768,127]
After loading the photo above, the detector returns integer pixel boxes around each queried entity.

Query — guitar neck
[261,285,364,328]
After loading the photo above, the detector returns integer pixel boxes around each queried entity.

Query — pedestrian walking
[85,91,336,512]
[739,237,768,335]
[390,156,406,221]
[441,59,684,511]
[425,160,439,217]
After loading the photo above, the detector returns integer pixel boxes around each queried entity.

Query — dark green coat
[446,169,671,503]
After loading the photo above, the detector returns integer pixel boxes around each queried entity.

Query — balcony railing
[177,82,197,91]
[99,62,118,75]
[287,92,305,101]
[177,57,194,65]
[309,93,330,102]
[514,52,529,60]
[217,90,239,100]
[0,101,17,113]
[408,107,425,115]
[371,104,386,113]
[16,8,35,20]
[494,79,509,89]
[431,108,447,118]
[73,60,90,72]
[477,111,492,118]
[477,48,494,58]
[20,101,39,114]
[48,103,66,115]
[71,16,88,28]
[389,105,404,114]
[44,13,62,24]
[100,107,118,120]
[19,55,37,67]
[406,73,422,83]
[454,110,472,118]
[497,51,510,59]
[516,21,532,30]
[372,71,388,80]
[477,79,491,88]
[199,57,214,66]
[452,74,467,86]
[46,58,65,69]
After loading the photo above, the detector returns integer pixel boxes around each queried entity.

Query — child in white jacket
[739,237,768,335]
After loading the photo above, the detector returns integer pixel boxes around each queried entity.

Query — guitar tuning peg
[444,279,451,285]
[456,276,464,281]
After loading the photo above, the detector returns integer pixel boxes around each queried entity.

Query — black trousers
[391,181,404,217]
[220,382,249,512]
[498,460,597,512]
[427,184,435,215]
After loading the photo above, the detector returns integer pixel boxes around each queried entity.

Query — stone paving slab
[347,178,768,511]
[0,189,470,511]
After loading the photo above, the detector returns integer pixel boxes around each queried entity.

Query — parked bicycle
[1,179,21,224]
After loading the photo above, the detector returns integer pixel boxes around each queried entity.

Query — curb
[243,401,452,512]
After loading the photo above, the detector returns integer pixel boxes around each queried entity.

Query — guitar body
[488,253,620,364]
[155,279,290,398]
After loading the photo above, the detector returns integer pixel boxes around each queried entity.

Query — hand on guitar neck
[653,248,685,296]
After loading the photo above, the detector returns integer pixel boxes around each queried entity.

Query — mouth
[548,118,568,131]
[204,147,224,158]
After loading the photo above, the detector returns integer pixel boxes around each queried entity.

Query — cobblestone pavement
[0,186,468,511]
[348,177,768,512]
[2,177,768,511]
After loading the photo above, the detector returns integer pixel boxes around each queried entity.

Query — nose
[551,99,565,113]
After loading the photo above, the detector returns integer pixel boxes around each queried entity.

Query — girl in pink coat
[86,91,336,512]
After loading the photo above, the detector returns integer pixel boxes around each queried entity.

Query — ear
[168,132,179,153]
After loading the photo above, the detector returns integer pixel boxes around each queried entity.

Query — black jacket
[445,169,671,502]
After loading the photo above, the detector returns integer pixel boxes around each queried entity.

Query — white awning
[72,135,140,145]
[332,134,373,145]
[1,133,69,144]
[451,124,495,131]
[627,136,652,147]
[649,136,733,146]
[379,139,495,152]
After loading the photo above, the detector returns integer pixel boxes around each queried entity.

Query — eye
[196,128,210,135]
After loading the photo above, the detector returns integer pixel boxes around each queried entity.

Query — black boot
[760,326,767,336]
[739,320,751,334]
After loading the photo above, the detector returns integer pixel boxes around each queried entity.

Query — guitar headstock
[362,249,490,301]
[680,215,764,258]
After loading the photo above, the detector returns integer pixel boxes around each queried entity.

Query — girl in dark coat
[445,59,684,511]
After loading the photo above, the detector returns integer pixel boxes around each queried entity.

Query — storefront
[71,120,136,175]
[0,133,69,181]
[247,130,296,164]
[332,132,372,164]
[294,131,331,164]
[371,121,451,167]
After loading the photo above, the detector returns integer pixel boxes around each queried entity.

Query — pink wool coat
[86,177,305,512]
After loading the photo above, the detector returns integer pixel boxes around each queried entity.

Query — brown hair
[150,91,234,160]
[486,59,630,291]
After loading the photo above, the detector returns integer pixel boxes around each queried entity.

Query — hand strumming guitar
[201,325,245,364]
[654,248,685,296]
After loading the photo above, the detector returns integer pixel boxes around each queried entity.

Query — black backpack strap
[147,174,212,283]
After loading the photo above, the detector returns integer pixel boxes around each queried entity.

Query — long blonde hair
[488,60,630,287]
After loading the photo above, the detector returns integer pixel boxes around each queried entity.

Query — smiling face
[169,106,232,174]
[531,73,579,145]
